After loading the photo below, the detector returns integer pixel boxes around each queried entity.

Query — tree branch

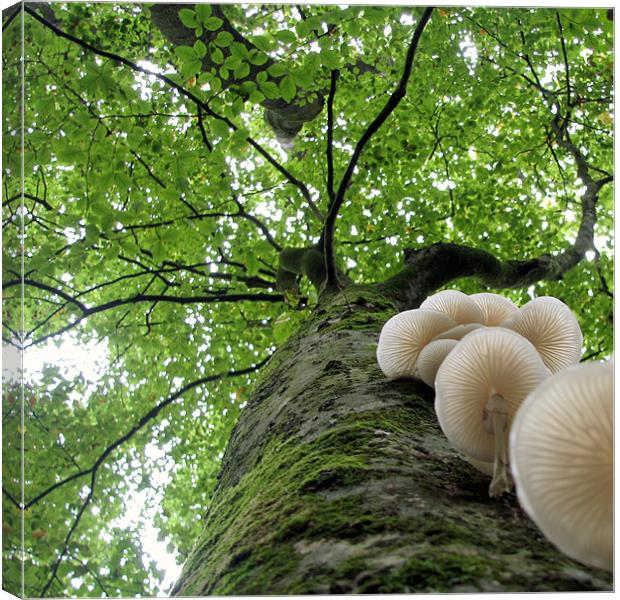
[13,279,284,347]
[4,278,88,312]
[232,196,282,252]
[40,472,96,597]
[380,149,612,311]
[322,7,433,287]
[2,486,21,510]
[326,69,339,205]
[25,356,272,510]
[2,4,20,31]
[196,106,213,152]
[3,193,54,211]
[24,6,320,223]
[555,11,571,106]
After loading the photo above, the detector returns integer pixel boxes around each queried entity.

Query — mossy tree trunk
[172,283,611,595]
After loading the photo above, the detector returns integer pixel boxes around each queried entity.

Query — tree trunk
[172,285,612,594]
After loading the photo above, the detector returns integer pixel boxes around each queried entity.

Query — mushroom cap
[377,309,457,379]
[435,327,548,461]
[432,323,484,342]
[500,296,583,374]
[417,338,459,388]
[510,359,613,571]
[470,292,519,326]
[464,456,495,477]
[420,290,485,325]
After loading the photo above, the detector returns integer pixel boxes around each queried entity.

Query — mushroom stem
[483,393,513,497]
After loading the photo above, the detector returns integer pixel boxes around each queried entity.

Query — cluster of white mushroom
[376,289,612,572]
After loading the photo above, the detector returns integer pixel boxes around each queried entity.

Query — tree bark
[172,285,612,594]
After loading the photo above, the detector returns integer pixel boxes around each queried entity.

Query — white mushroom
[510,359,613,571]
[470,292,519,326]
[416,338,458,388]
[435,327,548,497]
[376,309,456,379]
[464,456,494,477]
[500,296,583,374]
[432,323,483,341]
[420,290,485,325]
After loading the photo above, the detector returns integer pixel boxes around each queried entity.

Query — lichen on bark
[172,286,612,595]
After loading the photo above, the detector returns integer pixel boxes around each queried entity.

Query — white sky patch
[255,200,282,221]
[539,63,563,87]
[458,35,478,72]
[433,179,456,191]
[111,442,183,595]
[134,60,169,101]
[136,60,166,75]
[11,334,109,389]
[6,335,183,593]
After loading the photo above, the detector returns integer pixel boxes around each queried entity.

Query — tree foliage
[2,3,613,596]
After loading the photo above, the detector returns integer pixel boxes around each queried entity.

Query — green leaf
[235,61,250,80]
[178,8,198,28]
[259,80,279,99]
[249,89,265,103]
[291,66,314,88]
[181,59,202,78]
[175,45,197,62]
[272,313,294,344]
[320,49,341,69]
[249,51,269,66]
[267,63,287,77]
[161,187,181,202]
[279,75,296,102]
[252,35,272,51]
[56,145,82,163]
[224,56,242,70]
[275,30,296,44]
[195,3,212,23]
[229,42,249,59]
[215,31,234,47]
[204,16,224,31]
[193,40,207,58]
[210,76,222,93]
[100,73,116,92]
[211,47,225,64]
[211,119,230,138]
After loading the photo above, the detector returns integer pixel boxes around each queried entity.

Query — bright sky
[3,336,182,595]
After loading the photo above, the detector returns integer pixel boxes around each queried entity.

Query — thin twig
[24,7,320,223]
[326,69,339,205]
[25,356,272,511]
[555,11,571,106]
[322,7,433,286]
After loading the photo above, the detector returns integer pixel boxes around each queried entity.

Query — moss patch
[174,407,426,594]
[173,287,612,596]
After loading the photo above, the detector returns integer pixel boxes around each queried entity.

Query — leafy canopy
[2,4,613,597]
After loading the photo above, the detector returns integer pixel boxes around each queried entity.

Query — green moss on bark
[174,404,611,594]
[173,288,612,595]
